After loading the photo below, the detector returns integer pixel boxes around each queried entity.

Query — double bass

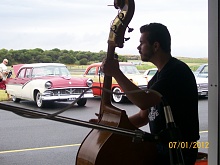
[76,0,157,164]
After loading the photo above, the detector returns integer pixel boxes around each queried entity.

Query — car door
[20,68,33,99]
[9,68,25,97]
[14,68,32,98]
[84,66,104,96]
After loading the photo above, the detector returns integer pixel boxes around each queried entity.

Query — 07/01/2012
[168,141,209,149]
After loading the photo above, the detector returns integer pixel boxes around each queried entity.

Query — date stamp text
[168,141,209,149]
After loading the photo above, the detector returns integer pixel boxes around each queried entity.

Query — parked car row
[3,62,208,108]
[143,64,209,98]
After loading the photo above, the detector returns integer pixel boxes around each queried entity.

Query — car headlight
[45,81,52,89]
[86,79,93,87]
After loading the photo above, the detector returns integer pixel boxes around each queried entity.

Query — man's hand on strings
[101,58,121,77]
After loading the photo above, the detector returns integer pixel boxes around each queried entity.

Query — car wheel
[12,95,21,103]
[77,98,87,106]
[112,87,125,103]
[35,91,45,108]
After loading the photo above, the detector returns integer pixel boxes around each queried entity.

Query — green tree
[118,55,128,62]
[79,58,88,65]
[0,49,11,65]
[58,54,76,64]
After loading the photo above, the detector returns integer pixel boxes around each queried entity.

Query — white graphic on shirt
[148,106,159,121]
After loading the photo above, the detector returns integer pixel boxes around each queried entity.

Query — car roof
[20,63,66,68]
[88,62,134,67]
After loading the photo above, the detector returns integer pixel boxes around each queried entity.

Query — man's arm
[101,59,161,110]
[0,72,3,81]
[2,70,8,76]
[129,109,149,128]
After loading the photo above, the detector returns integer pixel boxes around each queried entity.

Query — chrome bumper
[41,88,94,101]
[198,90,208,96]
[41,93,94,101]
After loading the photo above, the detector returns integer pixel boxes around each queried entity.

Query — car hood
[125,74,147,86]
[36,76,89,88]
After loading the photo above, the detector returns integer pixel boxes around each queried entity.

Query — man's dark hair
[140,23,171,53]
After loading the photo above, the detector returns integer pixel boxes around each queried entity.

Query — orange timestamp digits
[168,141,209,149]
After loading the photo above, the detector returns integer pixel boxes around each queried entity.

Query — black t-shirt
[148,57,200,141]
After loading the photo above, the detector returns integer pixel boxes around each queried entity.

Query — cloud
[0,0,208,58]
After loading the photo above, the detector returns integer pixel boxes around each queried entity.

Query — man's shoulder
[0,63,7,70]
[0,63,4,67]
[170,57,187,66]
[168,57,192,73]
[160,58,195,85]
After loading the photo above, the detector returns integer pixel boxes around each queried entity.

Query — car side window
[87,67,96,75]
[32,68,37,77]
[17,69,26,78]
[98,67,104,76]
[25,68,32,78]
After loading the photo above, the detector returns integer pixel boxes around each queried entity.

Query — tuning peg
[124,37,130,41]
[111,25,117,32]
[128,27,134,33]
[114,0,125,9]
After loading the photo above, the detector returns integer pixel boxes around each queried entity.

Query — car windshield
[32,66,70,77]
[119,65,140,74]
[194,64,208,78]
[148,70,157,76]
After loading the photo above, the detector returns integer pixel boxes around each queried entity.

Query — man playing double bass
[100,23,200,165]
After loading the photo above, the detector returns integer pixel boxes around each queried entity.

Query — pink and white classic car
[5,63,94,108]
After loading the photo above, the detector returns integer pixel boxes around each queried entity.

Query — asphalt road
[0,97,208,165]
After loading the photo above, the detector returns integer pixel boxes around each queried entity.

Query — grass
[130,57,208,71]
[0,90,8,101]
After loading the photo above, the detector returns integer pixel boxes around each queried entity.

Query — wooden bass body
[76,105,157,165]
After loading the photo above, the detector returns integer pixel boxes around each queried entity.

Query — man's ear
[153,42,160,52]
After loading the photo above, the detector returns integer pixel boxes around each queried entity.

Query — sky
[0,0,208,58]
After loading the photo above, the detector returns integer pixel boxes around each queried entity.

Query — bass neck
[99,45,116,114]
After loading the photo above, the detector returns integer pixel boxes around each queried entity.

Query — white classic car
[143,68,158,82]
[6,63,94,108]
[193,64,208,97]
